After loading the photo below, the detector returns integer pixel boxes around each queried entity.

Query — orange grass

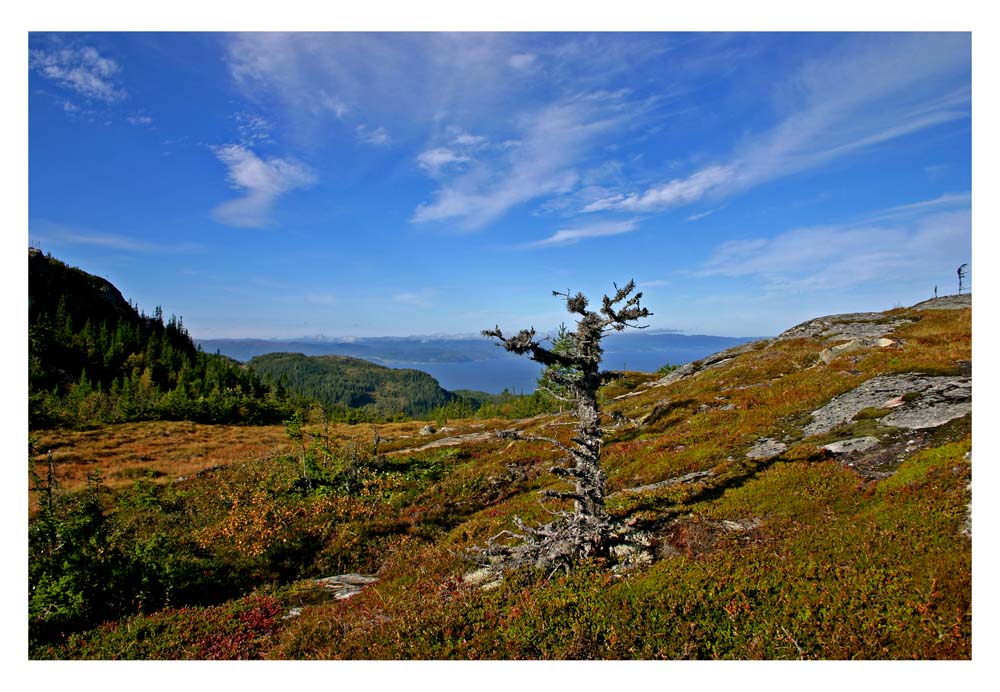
[30,421,294,508]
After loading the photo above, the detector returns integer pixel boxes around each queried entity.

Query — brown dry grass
[30,421,293,506]
[28,415,519,512]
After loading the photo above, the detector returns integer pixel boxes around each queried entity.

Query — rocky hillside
[32,295,971,659]
[607,293,971,483]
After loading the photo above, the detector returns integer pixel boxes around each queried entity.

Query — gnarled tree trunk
[474,281,650,578]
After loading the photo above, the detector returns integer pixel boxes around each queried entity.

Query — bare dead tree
[958,263,968,295]
[472,280,651,579]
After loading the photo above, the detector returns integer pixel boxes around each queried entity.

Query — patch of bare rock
[910,293,971,311]
[746,438,788,460]
[611,470,716,497]
[777,310,915,343]
[312,573,378,599]
[822,436,880,454]
[389,431,497,454]
[650,341,762,389]
[802,374,971,437]
[627,296,969,399]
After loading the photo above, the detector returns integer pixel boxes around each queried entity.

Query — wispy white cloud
[234,112,272,145]
[524,219,641,248]
[224,33,520,128]
[221,33,679,230]
[210,144,317,228]
[30,45,127,102]
[413,95,632,229]
[417,147,470,174]
[304,292,337,305]
[127,113,153,126]
[319,92,350,119]
[853,191,970,225]
[452,131,487,146]
[584,165,734,213]
[393,289,436,309]
[686,209,715,222]
[699,196,971,292]
[508,53,537,71]
[585,34,970,215]
[30,219,201,253]
[356,124,391,146]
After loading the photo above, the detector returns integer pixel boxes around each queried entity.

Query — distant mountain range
[198,332,764,364]
[198,332,765,394]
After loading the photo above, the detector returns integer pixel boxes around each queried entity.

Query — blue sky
[27,31,972,339]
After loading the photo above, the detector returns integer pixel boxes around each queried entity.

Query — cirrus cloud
[210,144,317,228]
[524,219,641,248]
[30,44,127,102]
[699,195,971,292]
[584,33,970,215]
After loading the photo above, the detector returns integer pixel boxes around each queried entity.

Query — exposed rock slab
[823,436,880,455]
[803,374,971,437]
[611,470,716,497]
[388,431,497,454]
[818,337,897,365]
[778,311,914,343]
[746,438,787,460]
[618,297,966,401]
[313,573,378,599]
[650,341,762,388]
[910,294,971,311]
[463,567,502,590]
[881,380,972,429]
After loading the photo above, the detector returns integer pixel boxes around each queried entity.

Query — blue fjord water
[199,333,762,394]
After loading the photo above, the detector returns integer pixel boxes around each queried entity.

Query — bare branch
[541,489,586,503]
[483,325,578,369]
[597,279,652,331]
[536,497,574,518]
[489,529,525,543]
[537,384,575,403]
[496,429,574,456]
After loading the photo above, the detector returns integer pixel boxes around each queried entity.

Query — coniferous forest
[29,249,297,428]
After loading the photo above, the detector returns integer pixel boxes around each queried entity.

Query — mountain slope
[31,294,972,659]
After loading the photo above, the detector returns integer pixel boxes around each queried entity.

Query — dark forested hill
[29,248,136,327]
[28,249,296,428]
[246,352,454,419]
